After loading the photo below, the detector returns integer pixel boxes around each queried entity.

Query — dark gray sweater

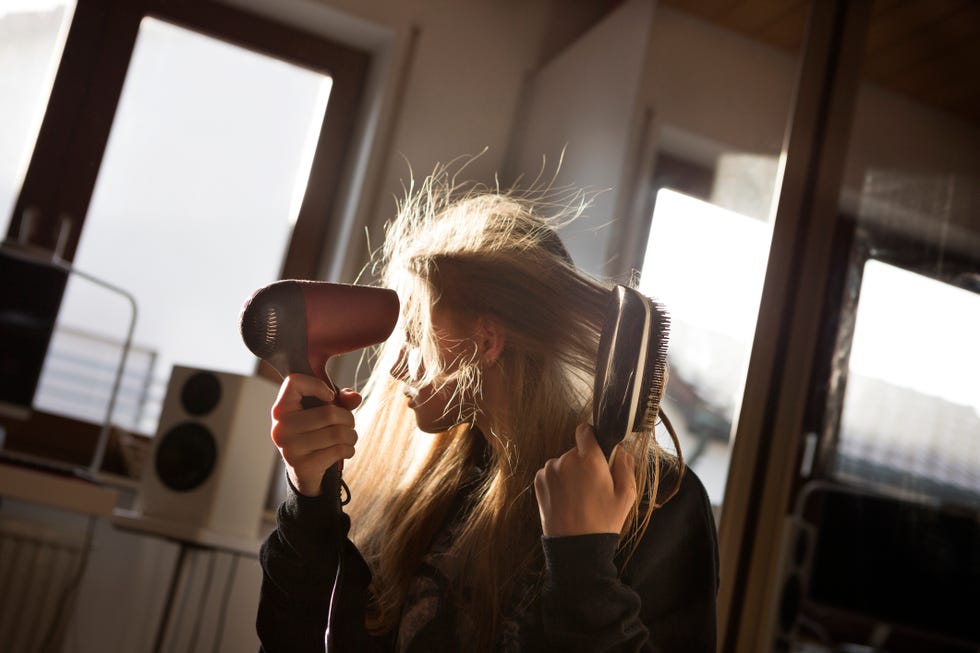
[257,465,718,652]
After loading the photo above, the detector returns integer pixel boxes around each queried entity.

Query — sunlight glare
[850,260,980,415]
[638,188,771,344]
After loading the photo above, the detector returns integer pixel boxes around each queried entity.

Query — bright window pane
[0,0,76,235]
[34,17,332,435]
[639,187,773,505]
[835,260,980,505]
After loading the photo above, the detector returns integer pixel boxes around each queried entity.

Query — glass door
[783,1,980,650]
[712,0,980,650]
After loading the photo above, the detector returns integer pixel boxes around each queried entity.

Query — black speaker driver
[154,422,218,492]
[181,371,222,416]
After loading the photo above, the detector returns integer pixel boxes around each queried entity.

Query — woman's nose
[390,346,410,381]
[390,345,424,382]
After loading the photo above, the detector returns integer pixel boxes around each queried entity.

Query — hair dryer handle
[300,395,327,410]
[298,394,347,488]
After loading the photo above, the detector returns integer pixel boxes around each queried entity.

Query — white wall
[503,0,656,279]
[644,6,797,159]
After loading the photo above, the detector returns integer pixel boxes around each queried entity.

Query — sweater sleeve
[539,470,719,653]
[256,467,388,653]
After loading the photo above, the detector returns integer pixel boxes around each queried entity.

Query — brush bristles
[638,302,670,432]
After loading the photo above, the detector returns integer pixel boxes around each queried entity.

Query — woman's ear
[475,315,506,364]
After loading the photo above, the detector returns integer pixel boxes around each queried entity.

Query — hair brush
[593,284,671,459]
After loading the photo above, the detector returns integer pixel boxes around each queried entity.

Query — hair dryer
[240,280,399,392]
[240,279,399,490]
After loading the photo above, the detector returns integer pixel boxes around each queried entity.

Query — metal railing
[33,324,165,436]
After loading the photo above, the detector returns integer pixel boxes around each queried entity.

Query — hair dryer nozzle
[240,280,400,386]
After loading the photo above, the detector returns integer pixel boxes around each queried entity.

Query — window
[639,185,772,505]
[834,259,980,506]
[637,148,781,507]
[1,0,368,453]
[0,0,76,235]
[35,17,334,434]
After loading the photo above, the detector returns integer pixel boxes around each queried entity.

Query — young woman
[257,172,719,652]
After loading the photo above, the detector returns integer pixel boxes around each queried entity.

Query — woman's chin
[412,412,461,434]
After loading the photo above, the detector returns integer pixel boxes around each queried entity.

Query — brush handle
[593,286,643,459]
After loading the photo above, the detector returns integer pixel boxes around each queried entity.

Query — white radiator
[0,517,90,653]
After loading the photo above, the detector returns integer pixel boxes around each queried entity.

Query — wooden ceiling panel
[895,41,980,99]
[754,2,808,51]
[716,0,805,35]
[871,12,979,108]
[870,0,906,18]
[935,82,980,124]
[862,5,979,86]
[660,0,980,125]
[864,0,969,53]
[662,0,745,21]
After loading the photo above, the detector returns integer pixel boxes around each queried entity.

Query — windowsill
[0,461,119,516]
[0,410,150,480]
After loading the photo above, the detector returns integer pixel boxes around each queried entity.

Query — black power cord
[324,478,351,651]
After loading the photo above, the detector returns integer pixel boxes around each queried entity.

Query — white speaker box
[137,365,279,542]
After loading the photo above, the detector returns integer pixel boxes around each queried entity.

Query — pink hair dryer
[240,280,399,391]
[239,280,399,486]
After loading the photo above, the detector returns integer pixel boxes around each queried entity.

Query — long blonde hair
[346,168,682,650]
